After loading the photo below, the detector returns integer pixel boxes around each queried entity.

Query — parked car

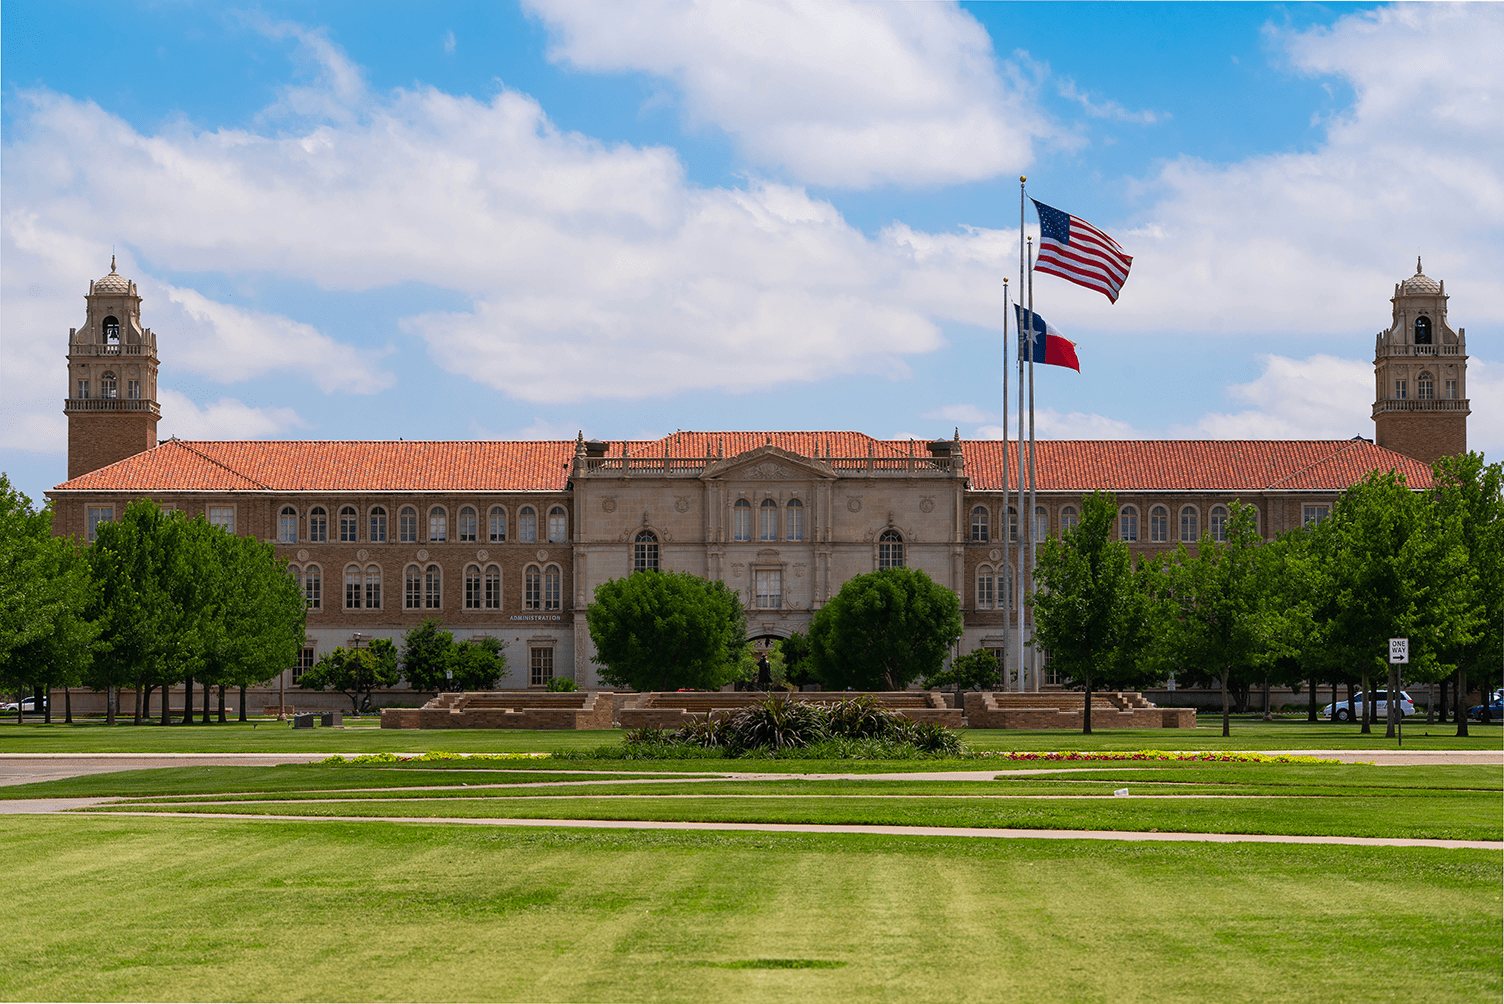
[1322,691,1415,722]
[1467,694,1503,723]
[1,697,46,713]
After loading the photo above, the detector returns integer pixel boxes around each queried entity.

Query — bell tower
[1372,258,1468,465]
[65,257,160,479]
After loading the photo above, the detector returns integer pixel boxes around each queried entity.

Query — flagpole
[1000,276,1011,691]
[1027,235,1039,692]
[1016,177,1028,692]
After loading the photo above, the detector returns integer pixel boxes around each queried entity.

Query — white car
[1,697,45,713]
[1322,691,1415,722]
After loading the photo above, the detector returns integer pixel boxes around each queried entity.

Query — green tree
[780,631,817,688]
[922,647,1002,691]
[1030,491,1149,733]
[296,640,400,713]
[399,619,457,694]
[201,528,306,721]
[0,476,98,722]
[588,571,746,691]
[807,568,962,691]
[448,636,509,691]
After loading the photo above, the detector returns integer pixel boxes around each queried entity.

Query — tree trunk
[1439,677,1449,723]
[1221,672,1230,737]
[202,679,212,724]
[1426,680,1435,724]
[239,685,248,723]
[106,684,116,726]
[1308,676,1317,722]
[133,682,144,726]
[1262,675,1271,721]
[1385,664,1398,739]
[160,684,171,726]
[64,687,72,724]
[1359,673,1371,734]
[1082,670,1092,735]
[182,676,194,724]
[1455,666,1469,737]
[217,685,226,723]
[44,688,52,725]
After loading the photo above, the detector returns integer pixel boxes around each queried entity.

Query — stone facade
[1372,259,1470,464]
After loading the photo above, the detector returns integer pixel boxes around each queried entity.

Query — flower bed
[322,751,552,764]
[978,750,1350,765]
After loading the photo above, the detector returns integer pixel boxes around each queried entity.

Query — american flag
[1032,199,1133,303]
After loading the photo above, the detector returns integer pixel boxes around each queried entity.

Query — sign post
[1389,638,1409,746]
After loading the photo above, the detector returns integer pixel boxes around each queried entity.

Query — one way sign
[1389,638,1409,664]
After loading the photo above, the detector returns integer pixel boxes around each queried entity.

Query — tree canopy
[400,618,509,693]
[807,567,962,691]
[588,571,746,691]
[297,640,400,713]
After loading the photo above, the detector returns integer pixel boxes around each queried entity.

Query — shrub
[730,697,826,750]
[675,712,739,749]
[546,676,579,692]
[823,695,901,739]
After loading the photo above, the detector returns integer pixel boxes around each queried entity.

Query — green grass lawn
[0,816,1497,1004]
[1,716,1500,752]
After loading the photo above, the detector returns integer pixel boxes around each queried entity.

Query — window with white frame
[369,506,387,543]
[548,506,567,543]
[879,529,904,569]
[1034,506,1048,541]
[1120,506,1139,542]
[488,506,506,542]
[303,566,322,609]
[1007,507,1018,542]
[1445,379,1458,400]
[339,506,358,543]
[345,565,362,609]
[293,646,316,682]
[977,567,995,609]
[971,506,989,542]
[1417,371,1435,400]
[732,499,752,541]
[100,371,117,399]
[759,498,778,541]
[543,565,561,610]
[634,531,659,572]
[484,565,501,609]
[1060,506,1079,535]
[464,565,482,609]
[429,507,447,542]
[77,379,90,400]
[278,506,298,543]
[404,565,421,609]
[524,565,541,610]
[208,506,235,533]
[530,647,554,686]
[1149,506,1169,543]
[1303,505,1330,527]
[309,506,327,542]
[1395,380,1407,400]
[364,565,381,609]
[1210,506,1228,543]
[1180,506,1199,542]
[87,506,114,542]
[399,506,418,543]
[755,568,782,609]
[424,565,442,608]
[459,506,478,542]
[519,507,537,544]
[127,379,140,400]
[786,498,804,541]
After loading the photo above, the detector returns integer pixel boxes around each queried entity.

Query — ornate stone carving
[793,562,807,578]
[746,462,791,480]
[536,550,549,561]
[919,497,935,513]
[356,549,369,561]
[848,497,862,512]
[296,549,309,562]
[602,497,617,513]
[731,563,744,578]
[416,549,429,561]
[674,496,690,512]
[476,549,489,561]
[989,548,1001,562]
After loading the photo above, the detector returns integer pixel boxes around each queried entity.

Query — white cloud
[443,30,456,55]
[924,404,995,424]
[157,390,305,440]
[1171,354,1374,439]
[524,0,1060,188]
[1056,78,1165,124]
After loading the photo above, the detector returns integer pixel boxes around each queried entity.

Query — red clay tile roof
[961,439,1433,492]
[53,440,577,493]
[52,435,1432,495]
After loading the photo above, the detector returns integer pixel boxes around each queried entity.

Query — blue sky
[3,1,1501,505]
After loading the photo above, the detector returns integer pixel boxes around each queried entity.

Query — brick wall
[67,412,158,480]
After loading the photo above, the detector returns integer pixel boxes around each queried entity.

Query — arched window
[548,506,567,543]
[424,564,442,608]
[1210,505,1228,543]
[399,506,418,543]
[100,371,118,399]
[524,565,542,610]
[519,507,537,544]
[634,531,659,572]
[345,565,363,609]
[1180,506,1199,542]
[309,506,328,543]
[484,565,501,610]
[303,565,322,609]
[1148,506,1168,543]
[1414,315,1432,344]
[364,565,381,609]
[278,506,298,544]
[339,506,358,543]
[428,507,447,542]
[759,498,778,541]
[879,529,904,569]
[488,506,507,543]
[1034,506,1048,541]
[458,506,478,542]
[369,506,387,543]
[1417,371,1435,400]
[977,566,995,609]
[102,316,121,341]
[971,506,990,542]
[464,565,482,609]
[786,498,804,541]
[1008,506,1018,542]
[733,499,752,541]
[1061,505,1079,535]
[404,565,422,609]
[543,565,561,610]
[1120,506,1139,542]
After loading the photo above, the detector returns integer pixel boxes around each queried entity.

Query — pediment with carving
[700,444,836,482]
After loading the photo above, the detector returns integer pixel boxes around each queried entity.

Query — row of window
[75,371,142,401]
[276,504,567,545]
[969,506,1075,543]
[975,565,1016,611]
[290,563,563,611]
[87,505,233,541]
[291,644,558,686]
[1392,372,1458,401]
[731,498,805,542]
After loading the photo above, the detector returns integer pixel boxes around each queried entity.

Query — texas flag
[1014,305,1081,372]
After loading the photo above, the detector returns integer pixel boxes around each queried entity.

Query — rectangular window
[525,569,541,610]
[87,506,114,542]
[786,503,804,542]
[424,567,442,609]
[530,647,554,687]
[1210,509,1228,543]
[309,510,327,542]
[519,511,537,544]
[755,569,782,609]
[1120,511,1138,542]
[127,380,140,400]
[369,510,387,543]
[208,506,235,533]
[1033,508,1048,541]
[345,568,362,609]
[733,505,752,541]
[1180,510,1198,542]
[1303,505,1330,526]
[759,504,777,542]
[339,510,358,543]
[292,647,316,682]
[278,510,298,543]
[548,510,567,543]
[405,568,422,609]
[78,380,90,400]
[303,567,321,609]
[399,510,417,543]
[365,568,381,610]
[429,513,447,542]
[1395,380,1407,400]
[465,567,482,610]
[1445,379,1457,400]
[971,509,989,542]
[459,510,477,542]
[977,572,994,610]
[488,509,506,542]
[484,568,501,610]
[543,567,561,611]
